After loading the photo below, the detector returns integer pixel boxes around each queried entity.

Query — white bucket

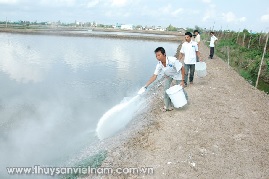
[196,62,207,77]
[166,85,187,108]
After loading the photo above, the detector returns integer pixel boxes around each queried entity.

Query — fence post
[243,33,246,47]
[236,30,240,44]
[255,33,269,88]
[248,36,252,49]
[227,46,230,67]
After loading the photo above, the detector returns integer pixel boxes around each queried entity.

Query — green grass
[62,150,107,179]
[239,69,252,80]
[257,79,269,94]
[202,32,269,94]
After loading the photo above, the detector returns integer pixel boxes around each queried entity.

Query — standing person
[194,30,201,62]
[139,47,188,111]
[209,31,218,59]
[178,32,202,86]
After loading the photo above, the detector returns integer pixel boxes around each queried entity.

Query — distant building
[92,21,97,27]
[177,28,186,34]
[156,26,166,31]
[113,23,121,29]
[74,21,84,26]
[144,26,154,31]
[136,25,143,30]
[143,26,165,31]
[120,24,133,30]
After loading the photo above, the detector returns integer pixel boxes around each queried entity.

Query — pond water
[0,33,179,177]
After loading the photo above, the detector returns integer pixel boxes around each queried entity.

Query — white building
[120,24,133,30]
[156,26,166,31]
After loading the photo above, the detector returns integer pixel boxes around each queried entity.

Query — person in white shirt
[209,31,218,59]
[178,32,202,86]
[141,47,188,111]
[194,30,201,62]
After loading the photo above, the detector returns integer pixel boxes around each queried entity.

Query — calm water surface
[65,30,177,37]
[0,33,178,176]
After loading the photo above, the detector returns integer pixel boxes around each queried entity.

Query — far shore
[0,27,184,42]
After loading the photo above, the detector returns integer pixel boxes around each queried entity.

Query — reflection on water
[0,33,178,176]
[0,39,47,83]
[63,30,177,38]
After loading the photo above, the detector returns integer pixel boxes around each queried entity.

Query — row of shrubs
[202,30,269,92]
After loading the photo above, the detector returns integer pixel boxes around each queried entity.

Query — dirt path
[86,42,269,179]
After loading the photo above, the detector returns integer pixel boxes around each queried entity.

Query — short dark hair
[154,47,166,55]
[210,31,214,34]
[194,30,199,33]
[185,32,192,37]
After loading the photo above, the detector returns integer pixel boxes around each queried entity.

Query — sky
[0,0,269,32]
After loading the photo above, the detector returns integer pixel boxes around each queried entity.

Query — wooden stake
[227,46,230,67]
[236,30,240,44]
[248,36,252,49]
[256,33,269,88]
[243,33,246,47]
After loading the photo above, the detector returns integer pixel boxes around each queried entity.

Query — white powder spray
[96,95,143,140]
